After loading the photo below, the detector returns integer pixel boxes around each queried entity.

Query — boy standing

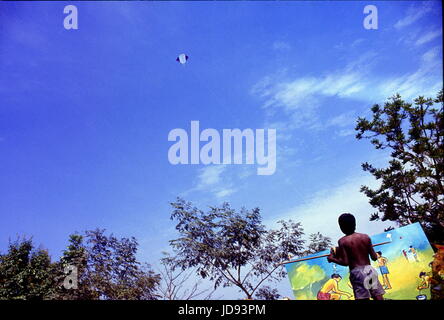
[327,213,385,300]
[376,251,392,289]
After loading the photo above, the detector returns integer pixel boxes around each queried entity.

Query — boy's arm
[327,242,349,266]
[368,236,378,261]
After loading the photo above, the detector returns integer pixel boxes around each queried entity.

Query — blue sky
[0,1,442,298]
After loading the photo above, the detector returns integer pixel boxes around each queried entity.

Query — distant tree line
[0,230,160,300]
[0,204,331,300]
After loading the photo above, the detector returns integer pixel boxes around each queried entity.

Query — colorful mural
[285,223,435,300]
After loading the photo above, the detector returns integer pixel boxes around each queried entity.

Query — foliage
[0,231,161,300]
[355,91,444,243]
[254,286,281,300]
[303,232,332,255]
[62,229,161,300]
[0,238,57,300]
[56,234,94,299]
[169,198,305,299]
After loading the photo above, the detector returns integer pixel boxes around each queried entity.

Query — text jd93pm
[221,304,265,317]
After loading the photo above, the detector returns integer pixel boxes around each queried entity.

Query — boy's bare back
[335,232,378,270]
[328,213,385,299]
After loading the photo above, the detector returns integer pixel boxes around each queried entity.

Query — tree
[55,234,94,299]
[56,229,161,300]
[355,90,444,242]
[168,198,305,299]
[0,238,57,300]
[304,232,332,255]
[85,229,161,300]
[0,231,161,300]
[157,252,216,300]
[254,286,281,300]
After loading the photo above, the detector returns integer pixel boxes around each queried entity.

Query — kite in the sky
[176,53,189,65]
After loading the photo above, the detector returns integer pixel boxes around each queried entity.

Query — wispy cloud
[377,47,443,100]
[415,29,442,46]
[197,166,237,199]
[196,165,226,189]
[336,129,356,137]
[394,2,433,29]
[182,165,238,200]
[214,188,236,198]
[252,52,378,132]
[265,172,394,241]
[253,44,442,136]
[326,111,357,128]
[326,111,359,137]
[272,40,291,51]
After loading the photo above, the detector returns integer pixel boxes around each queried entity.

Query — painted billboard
[284,223,435,300]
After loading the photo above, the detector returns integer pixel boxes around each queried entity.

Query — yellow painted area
[373,248,434,300]
[291,248,435,300]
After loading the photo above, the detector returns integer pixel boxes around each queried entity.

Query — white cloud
[273,41,291,51]
[325,112,358,138]
[182,165,240,200]
[252,52,378,133]
[253,45,442,137]
[336,129,356,137]
[377,47,443,100]
[196,165,226,188]
[265,173,395,242]
[214,188,236,198]
[394,2,433,29]
[327,111,357,128]
[415,29,442,46]
[351,38,365,48]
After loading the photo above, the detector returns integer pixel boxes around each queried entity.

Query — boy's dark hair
[419,272,426,277]
[331,274,342,279]
[377,251,382,255]
[338,213,356,235]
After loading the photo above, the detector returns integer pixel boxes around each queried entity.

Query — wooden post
[282,240,391,265]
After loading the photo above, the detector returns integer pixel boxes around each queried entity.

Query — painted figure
[409,245,419,262]
[417,271,431,290]
[402,249,409,261]
[316,274,352,300]
[376,251,392,290]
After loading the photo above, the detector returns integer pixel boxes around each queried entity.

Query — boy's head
[377,251,382,257]
[338,213,356,235]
